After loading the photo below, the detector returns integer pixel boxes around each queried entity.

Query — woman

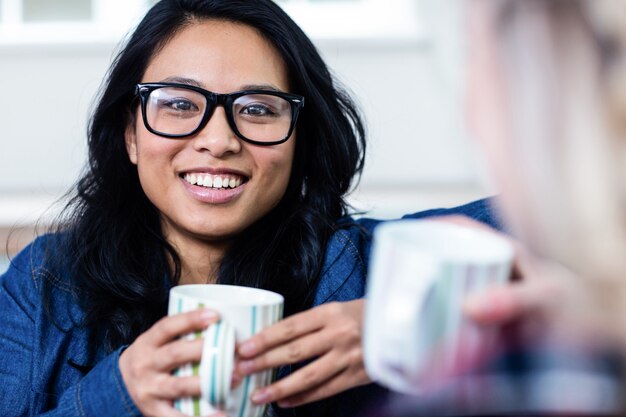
[375,2,626,415]
[464,0,626,357]
[0,1,499,416]
[441,0,626,414]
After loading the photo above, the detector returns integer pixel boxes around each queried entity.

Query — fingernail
[463,295,483,314]
[231,370,244,389]
[465,294,499,320]
[238,360,255,374]
[200,309,218,323]
[239,341,257,356]
[251,388,270,404]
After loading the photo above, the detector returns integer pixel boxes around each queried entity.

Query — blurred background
[0,0,491,271]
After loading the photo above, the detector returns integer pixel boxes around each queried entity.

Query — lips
[179,171,248,204]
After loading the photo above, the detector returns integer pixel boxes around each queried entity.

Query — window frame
[0,0,149,44]
[0,0,424,45]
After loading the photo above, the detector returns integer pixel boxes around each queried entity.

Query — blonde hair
[493,0,626,283]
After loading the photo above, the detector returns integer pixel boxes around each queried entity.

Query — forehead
[143,19,290,92]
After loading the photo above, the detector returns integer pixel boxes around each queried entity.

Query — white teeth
[184,173,245,189]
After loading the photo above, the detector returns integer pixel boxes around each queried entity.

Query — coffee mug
[168,284,284,417]
[364,220,513,394]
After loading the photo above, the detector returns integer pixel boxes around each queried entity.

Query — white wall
[0,32,490,226]
[320,39,488,216]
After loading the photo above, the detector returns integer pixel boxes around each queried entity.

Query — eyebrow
[160,76,203,87]
[159,77,283,93]
[240,84,281,92]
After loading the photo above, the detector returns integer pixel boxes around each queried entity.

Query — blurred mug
[169,284,284,417]
[364,220,513,393]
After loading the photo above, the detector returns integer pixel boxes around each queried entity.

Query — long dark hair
[48,0,365,351]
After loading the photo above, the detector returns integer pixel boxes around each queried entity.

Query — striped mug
[168,284,284,417]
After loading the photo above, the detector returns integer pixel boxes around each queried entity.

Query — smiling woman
[0,1,374,415]
[0,1,499,417]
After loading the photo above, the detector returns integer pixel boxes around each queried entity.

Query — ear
[125,120,138,165]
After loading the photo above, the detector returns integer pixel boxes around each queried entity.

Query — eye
[161,98,199,112]
[240,103,276,117]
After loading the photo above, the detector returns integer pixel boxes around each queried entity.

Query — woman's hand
[119,308,226,417]
[234,299,371,408]
[427,215,550,326]
[464,245,626,350]
[463,241,554,325]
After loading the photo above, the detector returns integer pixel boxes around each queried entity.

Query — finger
[144,309,220,346]
[152,402,226,417]
[237,329,332,374]
[153,398,226,417]
[153,338,204,372]
[150,375,202,400]
[277,368,370,408]
[231,368,244,390]
[464,285,522,324]
[250,352,346,405]
[148,399,204,417]
[464,281,553,325]
[238,305,334,357]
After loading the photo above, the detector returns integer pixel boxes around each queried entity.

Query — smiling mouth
[182,173,249,189]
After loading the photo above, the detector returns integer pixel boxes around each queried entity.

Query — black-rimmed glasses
[135,82,305,146]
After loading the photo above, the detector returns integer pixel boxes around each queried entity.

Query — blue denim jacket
[0,199,499,417]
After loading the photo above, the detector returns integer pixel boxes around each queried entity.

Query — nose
[191,106,242,157]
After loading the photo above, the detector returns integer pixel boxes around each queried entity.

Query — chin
[188,223,247,242]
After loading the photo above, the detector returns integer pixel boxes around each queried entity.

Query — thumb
[464,282,551,325]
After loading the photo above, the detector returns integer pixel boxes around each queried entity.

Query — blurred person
[0,1,501,416]
[370,1,626,415]
[464,0,626,367]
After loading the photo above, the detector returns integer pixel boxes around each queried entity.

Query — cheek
[135,135,178,165]
[258,145,295,195]
[133,135,183,191]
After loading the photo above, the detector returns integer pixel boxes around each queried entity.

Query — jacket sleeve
[37,348,142,417]
[0,241,142,417]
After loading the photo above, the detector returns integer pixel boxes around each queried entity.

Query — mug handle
[375,251,440,386]
[199,320,236,411]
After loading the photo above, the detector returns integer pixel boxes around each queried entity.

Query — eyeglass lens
[145,86,293,142]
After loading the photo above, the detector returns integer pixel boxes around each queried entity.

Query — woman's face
[126,20,296,247]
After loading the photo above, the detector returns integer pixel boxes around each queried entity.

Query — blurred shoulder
[401,197,503,230]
